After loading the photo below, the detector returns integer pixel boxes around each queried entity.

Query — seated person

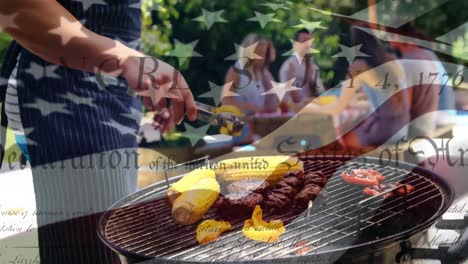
[221,34,276,144]
[301,26,411,149]
[279,29,325,110]
[390,24,451,135]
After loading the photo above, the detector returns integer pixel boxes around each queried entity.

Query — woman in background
[222,34,277,144]
[301,25,411,149]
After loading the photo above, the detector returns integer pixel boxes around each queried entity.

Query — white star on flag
[23,98,72,117]
[22,127,38,146]
[193,9,228,30]
[262,78,301,101]
[0,12,18,32]
[182,123,215,146]
[72,0,107,12]
[259,2,289,11]
[48,17,88,45]
[282,38,319,64]
[225,42,263,69]
[137,78,178,106]
[103,119,137,136]
[166,39,202,66]
[153,80,180,106]
[198,81,238,106]
[293,19,326,33]
[247,11,280,28]
[332,44,370,65]
[121,107,143,123]
[25,62,61,81]
[58,91,96,108]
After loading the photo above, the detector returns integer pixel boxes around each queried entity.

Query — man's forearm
[0,0,141,76]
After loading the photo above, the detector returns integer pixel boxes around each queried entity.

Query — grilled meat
[302,171,327,187]
[285,170,304,180]
[215,191,264,219]
[294,184,322,208]
[271,185,298,198]
[278,177,302,190]
[226,180,271,194]
[263,172,304,212]
[218,168,328,216]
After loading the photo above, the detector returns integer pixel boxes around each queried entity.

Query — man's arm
[0,0,197,131]
[0,0,138,75]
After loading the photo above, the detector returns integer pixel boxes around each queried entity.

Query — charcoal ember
[226,180,271,194]
[294,184,322,208]
[216,191,264,219]
[302,171,328,187]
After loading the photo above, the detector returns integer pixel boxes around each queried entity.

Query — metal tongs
[195,101,245,136]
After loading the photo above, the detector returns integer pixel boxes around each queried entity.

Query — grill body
[98,156,454,264]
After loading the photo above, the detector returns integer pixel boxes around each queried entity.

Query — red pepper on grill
[341,169,384,187]
[362,183,415,199]
[395,183,415,195]
[366,169,386,182]
[362,184,394,199]
[362,186,382,196]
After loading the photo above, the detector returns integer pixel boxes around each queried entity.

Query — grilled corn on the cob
[167,168,216,205]
[172,177,220,225]
[216,156,303,185]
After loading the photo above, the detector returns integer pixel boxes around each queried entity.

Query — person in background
[279,28,325,110]
[222,34,276,144]
[301,25,411,149]
[0,1,196,263]
[264,39,279,113]
[390,24,452,135]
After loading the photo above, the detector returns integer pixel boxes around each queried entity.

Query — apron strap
[0,41,22,169]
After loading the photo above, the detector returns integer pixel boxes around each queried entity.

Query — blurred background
[1,0,466,162]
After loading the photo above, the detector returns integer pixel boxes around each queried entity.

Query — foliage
[141,0,344,96]
[141,0,467,95]
[452,31,468,61]
[0,32,12,71]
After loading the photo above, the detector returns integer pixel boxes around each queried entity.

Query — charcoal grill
[98,156,454,264]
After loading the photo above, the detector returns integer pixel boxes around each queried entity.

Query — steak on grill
[215,191,264,219]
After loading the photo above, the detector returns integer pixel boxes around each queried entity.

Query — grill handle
[356,184,408,232]
[398,212,468,263]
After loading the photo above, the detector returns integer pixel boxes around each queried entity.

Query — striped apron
[1,1,143,263]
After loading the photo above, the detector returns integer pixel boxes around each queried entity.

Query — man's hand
[0,1,197,133]
[122,54,197,133]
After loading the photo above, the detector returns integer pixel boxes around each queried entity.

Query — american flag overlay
[0,1,466,264]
